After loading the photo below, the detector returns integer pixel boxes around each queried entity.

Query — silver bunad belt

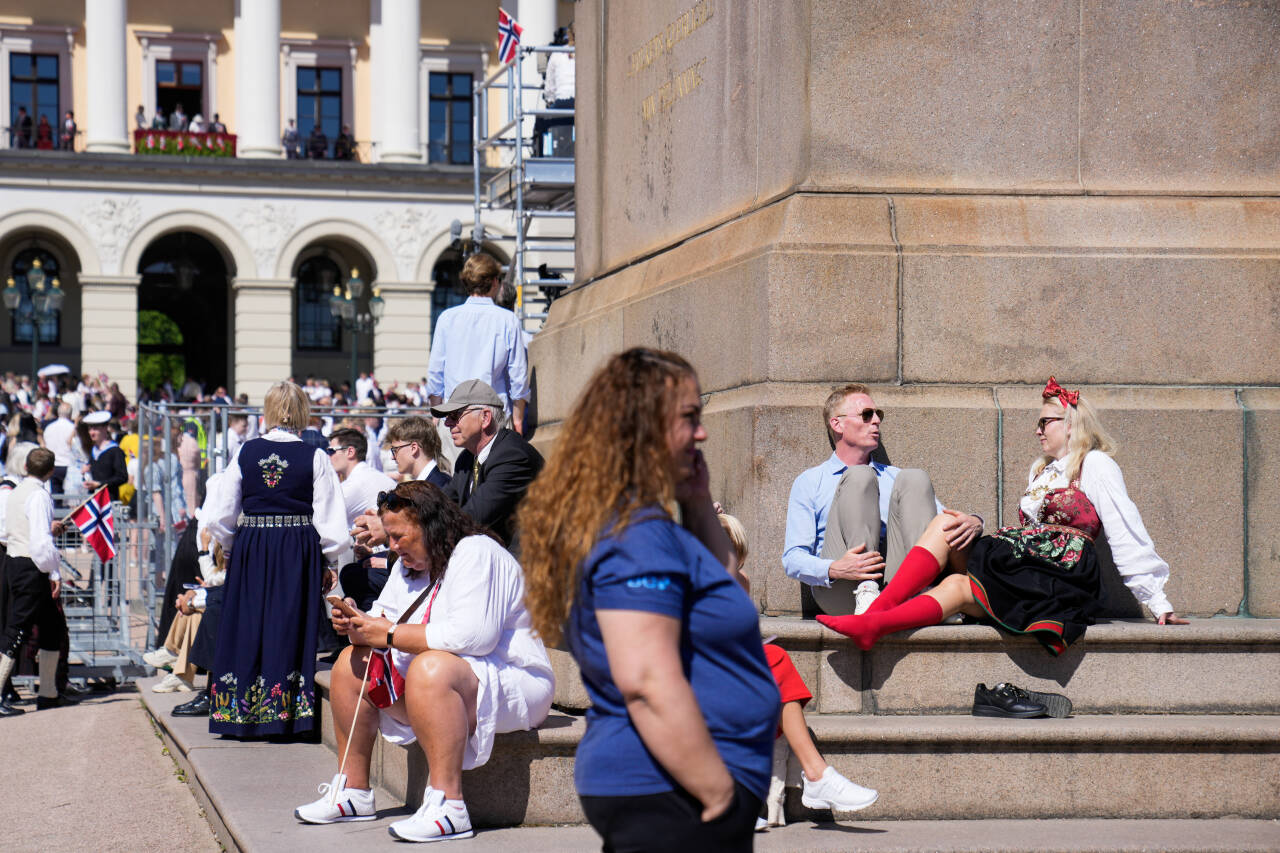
[237,513,313,528]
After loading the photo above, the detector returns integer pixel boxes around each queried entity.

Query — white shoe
[801,766,879,812]
[152,672,193,693]
[294,773,376,824]
[388,787,474,842]
[754,816,768,832]
[853,581,881,616]
[143,647,178,669]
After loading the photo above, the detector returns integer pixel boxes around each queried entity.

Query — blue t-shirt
[566,511,780,799]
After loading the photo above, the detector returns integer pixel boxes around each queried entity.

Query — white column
[85,0,129,153]
[373,281,431,384]
[233,278,294,402]
[79,275,139,397]
[373,0,421,163]
[234,0,282,158]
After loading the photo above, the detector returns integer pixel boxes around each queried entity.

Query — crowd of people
[134,104,228,135]
[0,240,1188,849]
[8,106,78,151]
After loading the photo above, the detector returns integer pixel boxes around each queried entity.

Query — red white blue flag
[70,487,116,563]
[498,9,523,65]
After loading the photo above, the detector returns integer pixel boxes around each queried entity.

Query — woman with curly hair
[817,377,1188,655]
[519,348,779,852]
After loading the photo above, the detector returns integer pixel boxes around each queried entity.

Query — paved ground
[6,677,1279,853]
[0,684,221,853]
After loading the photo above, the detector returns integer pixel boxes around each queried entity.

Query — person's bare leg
[923,573,985,620]
[329,645,381,789]
[404,650,480,801]
[779,701,828,782]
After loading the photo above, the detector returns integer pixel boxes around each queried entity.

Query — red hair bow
[1042,376,1079,407]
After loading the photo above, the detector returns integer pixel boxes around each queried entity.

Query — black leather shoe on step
[1020,687,1072,718]
[972,682,1048,718]
[36,693,79,710]
[171,692,210,717]
[0,699,24,717]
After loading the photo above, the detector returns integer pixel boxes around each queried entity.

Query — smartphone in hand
[326,595,361,619]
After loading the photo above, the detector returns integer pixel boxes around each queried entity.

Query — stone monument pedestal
[531,0,1280,616]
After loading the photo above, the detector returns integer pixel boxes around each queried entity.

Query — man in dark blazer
[431,379,543,547]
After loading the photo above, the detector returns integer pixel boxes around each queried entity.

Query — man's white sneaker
[801,766,879,812]
[388,787,474,842]
[143,647,178,669]
[853,581,881,616]
[152,672,193,693]
[754,816,768,832]
[294,773,376,824]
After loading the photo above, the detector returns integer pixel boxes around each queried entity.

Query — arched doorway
[290,240,376,398]
[0,231,83,379]
[137,232,231,397]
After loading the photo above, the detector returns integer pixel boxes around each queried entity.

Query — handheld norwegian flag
[70,487,116,563]
[498,8,523,65]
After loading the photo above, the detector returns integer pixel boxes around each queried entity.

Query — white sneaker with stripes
[388,787,474,842]
[294,773,376,824]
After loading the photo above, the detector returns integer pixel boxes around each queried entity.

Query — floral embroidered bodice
[1018,483,1102,539]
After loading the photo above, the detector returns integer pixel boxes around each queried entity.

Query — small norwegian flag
[70,487,116,562]
[498,8,523,65]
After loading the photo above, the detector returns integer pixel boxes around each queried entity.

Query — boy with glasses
[783,384,983,617]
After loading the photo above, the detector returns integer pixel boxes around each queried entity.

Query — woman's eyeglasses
[837,408,885,424]
[1036,416,1064,432]
[376,490,412,511]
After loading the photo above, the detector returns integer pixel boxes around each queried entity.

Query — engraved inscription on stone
[626,0,714,122]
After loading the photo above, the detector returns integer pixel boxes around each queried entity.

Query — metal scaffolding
[473,44,575,334]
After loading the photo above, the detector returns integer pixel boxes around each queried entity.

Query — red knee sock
[817,594,944,651]
[866,546,944,613]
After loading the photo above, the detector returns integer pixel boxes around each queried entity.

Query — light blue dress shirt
[782,454,943,587]
[426,296,530,412]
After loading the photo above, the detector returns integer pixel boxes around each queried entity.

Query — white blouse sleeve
[311,447,351,567]
[1078,451,1174,618]
[423,537,507,658]
[202,458,243,551]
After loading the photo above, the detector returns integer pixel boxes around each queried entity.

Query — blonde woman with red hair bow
[818,377,1187,655]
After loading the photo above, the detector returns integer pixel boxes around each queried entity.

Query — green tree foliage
[138,310,185,391]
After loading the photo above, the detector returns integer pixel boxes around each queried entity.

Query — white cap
[83,410,111,425]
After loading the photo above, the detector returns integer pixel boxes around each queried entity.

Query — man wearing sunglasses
[327,428,398,529]
[784,384,983,617]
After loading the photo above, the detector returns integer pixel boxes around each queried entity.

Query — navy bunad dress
[210,438,324,736]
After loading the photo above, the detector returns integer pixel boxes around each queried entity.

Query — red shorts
[764,643,812,708]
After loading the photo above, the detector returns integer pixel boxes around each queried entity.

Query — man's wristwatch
[386,623,396,649]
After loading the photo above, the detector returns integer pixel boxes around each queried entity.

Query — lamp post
[327,267,384,399]
[3,258,65,381]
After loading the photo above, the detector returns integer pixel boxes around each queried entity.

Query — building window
[155,59,203,123]
[296,256,342,350]
[8,53,59,149]
[427,72,472,165]
[9,248,60,345]
[297,67,342,158]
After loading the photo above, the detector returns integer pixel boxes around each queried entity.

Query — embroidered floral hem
[210,670,315,734]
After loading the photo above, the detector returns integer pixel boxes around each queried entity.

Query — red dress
[964,482,1104,655]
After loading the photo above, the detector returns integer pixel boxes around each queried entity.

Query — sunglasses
[443,406,485,426]
[837,408,885,424]
[376,490,413,511]
[324,445,352,456]
[1036,416,1065,432]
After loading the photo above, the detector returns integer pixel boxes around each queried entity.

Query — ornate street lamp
[327,267,384,399]
[3,258,64,380]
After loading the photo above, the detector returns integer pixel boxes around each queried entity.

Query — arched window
[9,248,60,345]
[296,255,342,350]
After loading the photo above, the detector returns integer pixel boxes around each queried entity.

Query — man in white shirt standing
[43,403,77,496]
[426,253,531,435]
[327,428,397,529]
[0,449,71,715]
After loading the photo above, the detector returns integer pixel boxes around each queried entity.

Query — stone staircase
[315,616,1280,826]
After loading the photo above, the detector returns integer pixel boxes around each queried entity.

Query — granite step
[550,616,1280,715]
[118,682,1280,853]
[312,671,1280,824]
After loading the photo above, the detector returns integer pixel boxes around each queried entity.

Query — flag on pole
[498,9,523,65]
[70,487,116,563]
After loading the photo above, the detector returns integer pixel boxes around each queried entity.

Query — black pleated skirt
[965,526,1103,656]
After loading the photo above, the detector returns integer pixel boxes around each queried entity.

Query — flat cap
[429,379,503,417]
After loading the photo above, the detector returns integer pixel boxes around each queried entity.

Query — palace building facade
[0,0,572,400]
